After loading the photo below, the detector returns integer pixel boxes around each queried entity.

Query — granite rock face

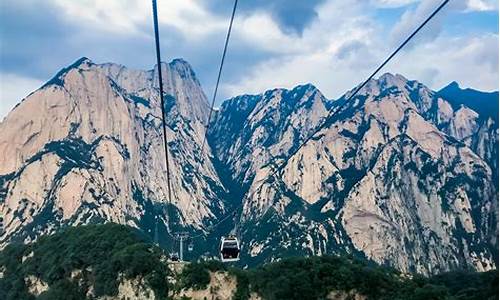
[0,59,497,274]
[0,58,225,249]
[211,73,498,274]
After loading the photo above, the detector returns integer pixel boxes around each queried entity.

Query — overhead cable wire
[273,0,451,179]
[200,0,239,157]
[152,0,175,242]
[149,0,240,242]
[191,0,451,238]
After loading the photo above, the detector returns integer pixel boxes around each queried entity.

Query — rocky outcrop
[0,58,497,275]
[179,271,240,300]
[212,73,498,274]
[98,277,156,300]
[326,290,366,300]
[25,275,49,297]
[0,57,225,249]
[209,84,331,187]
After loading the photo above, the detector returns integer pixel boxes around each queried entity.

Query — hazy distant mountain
[0,58,498,275]
[437,81,499,122]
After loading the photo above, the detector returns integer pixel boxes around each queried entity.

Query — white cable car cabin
[170,252,180,262]
[220,236,240,262]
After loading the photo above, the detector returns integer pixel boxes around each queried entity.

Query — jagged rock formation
[436,81,499,175]
[212,74,498,274]
[0,57,226,250]
[178,271,242,300]
[0,58,498,274]
[209,84,331,187]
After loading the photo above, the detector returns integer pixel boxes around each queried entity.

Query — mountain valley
[0,57,498,275]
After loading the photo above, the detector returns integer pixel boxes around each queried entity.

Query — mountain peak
[73,56,93,66]
[437,81,499,122]
[170,58,190,67]
[378,72,408,85]
[350,72,410,98]
[294,83,319,92]
[41,57,94,89]
[441,81,461,92]
[62,56,94,71]
[153,58,193,70]
[152,58,197,81]
[379,72,396,80]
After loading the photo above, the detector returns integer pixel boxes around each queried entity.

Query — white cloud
[371,0,498,11]
[0,0,497,122]
[52,0,149,34]
[390,0,454,46]
[221,0,498,100]
[466,0,499,11]
[51,0,227,39]
[370,0,419,8]
[237,13,304,55]
[0,73,42,122]
[221,0,385,98]
[388,33,499,92]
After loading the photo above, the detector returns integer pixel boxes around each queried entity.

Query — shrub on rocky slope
[0,223,170,299]
[1,224,497,300]
[181,257,498,300]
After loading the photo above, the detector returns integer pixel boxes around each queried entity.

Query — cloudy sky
[0,0,498,119]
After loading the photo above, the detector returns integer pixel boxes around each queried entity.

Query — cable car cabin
[220,236,240,262]
[170,252,180,262]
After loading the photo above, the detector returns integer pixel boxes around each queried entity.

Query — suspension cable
[274,0,451,179]
[191,0,451,239]
[152,0,175,243]
[200,0,239,157]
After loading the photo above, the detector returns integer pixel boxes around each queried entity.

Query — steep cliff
[0,59,497,275]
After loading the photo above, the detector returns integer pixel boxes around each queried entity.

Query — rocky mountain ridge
[0,57,226,250]
[211,73,498,274]
[0,57,498,275]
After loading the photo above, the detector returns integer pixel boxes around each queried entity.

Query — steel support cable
[152,0,176,243]
[149,0,239,243]
[190,0,451,239]
[200,0,239,158]
[187,0,239,239]
[271,0,452,181]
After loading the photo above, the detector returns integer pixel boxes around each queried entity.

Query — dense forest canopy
[0,224,497,300]
[0,224,169,299]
